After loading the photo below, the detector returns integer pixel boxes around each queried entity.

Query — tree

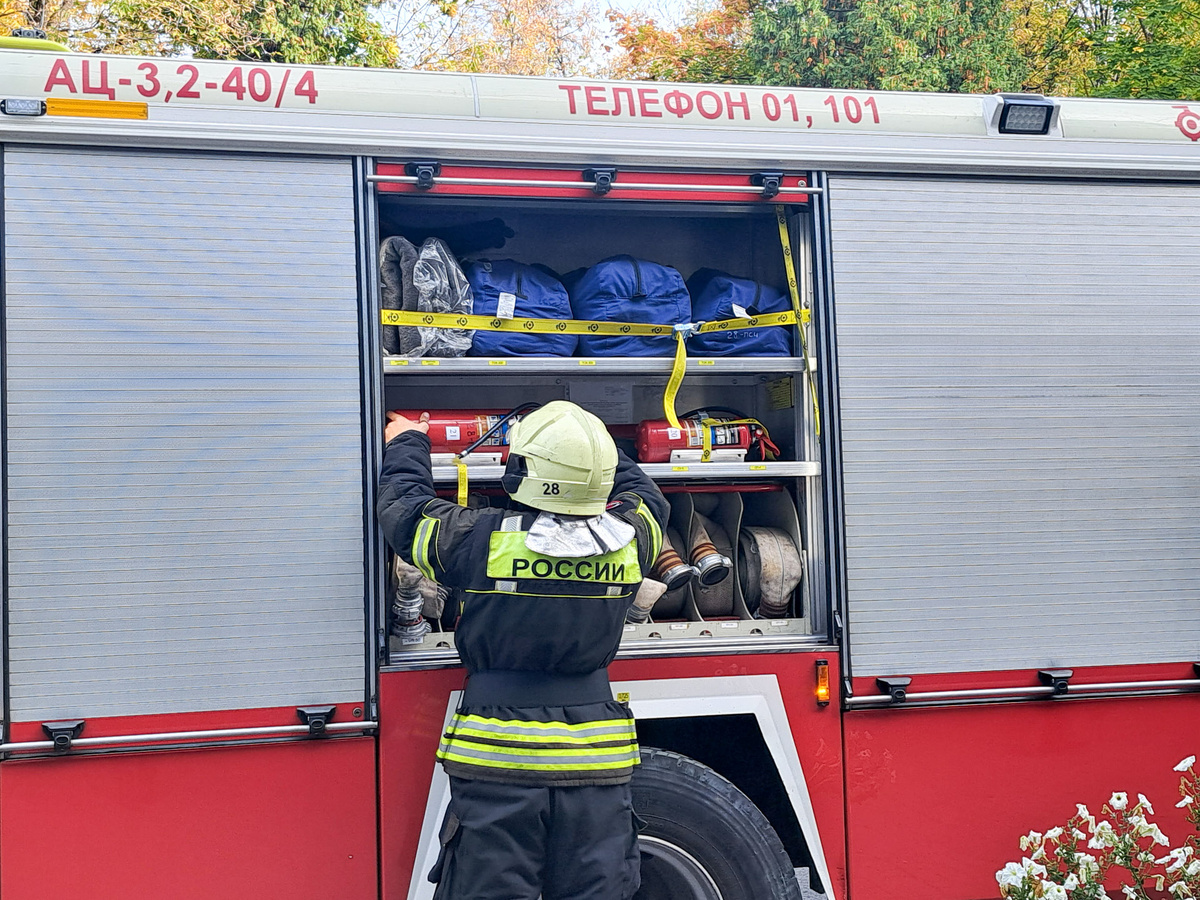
[1093,0,1200,98]
[746,0,1028,91]
[385,0,601,76]
[608,0,759,83]
[1006,0,1101,95]
[2,0,397,65]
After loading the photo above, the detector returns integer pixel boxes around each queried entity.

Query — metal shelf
[383,356,812,375]
[431,460,819,483]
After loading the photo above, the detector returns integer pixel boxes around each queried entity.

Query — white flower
[1021,831,1042,851]
[1064,874,1080,890]
[996,862,1026,888]
[1178,796,1194,808]
[1078,853,1101,878]
[1170,883,1194,898]
[1022,857,1048,879]
[1159,847,1193,873]
[1123,886,1140,900]
[1044,826,1064,841]
[1175,756,1196,772]
[1089,821,1118,849]
[1189,859,1200,877]
[1043,883,1068,900]
[1110,792,1129,810]
[1078,803,1093,820]
[1073,828,1088,841]
[1138,793,1156,814]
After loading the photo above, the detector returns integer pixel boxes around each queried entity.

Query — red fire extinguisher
[635,410,780,463]
[392,410,524,460]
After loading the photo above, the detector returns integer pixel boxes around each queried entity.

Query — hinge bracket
[875,676,912,704]
[1038,669,1073,695]
[297,706,337,736]
[582,167,618,196]
[42,719,86,752]
[751,171,785,200]
[404,161,441,190]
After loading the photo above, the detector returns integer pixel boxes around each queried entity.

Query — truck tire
[631,748,804,900]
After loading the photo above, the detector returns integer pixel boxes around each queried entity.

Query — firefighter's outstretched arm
[611,449,669,570]
[377,412,482,584]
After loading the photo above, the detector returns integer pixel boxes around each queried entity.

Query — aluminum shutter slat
[829,176,1200,676]
[3,147,366,721]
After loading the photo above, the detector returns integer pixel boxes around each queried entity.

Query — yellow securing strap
[698,417,762,463]
[775,205,821,436]
[663,332,688,429]
[383,306,812,440]
[454,456,469,507]
[382,309,802,336]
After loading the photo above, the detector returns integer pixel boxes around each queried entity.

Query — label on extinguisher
[684,422,742,447]
[445,426,461,441]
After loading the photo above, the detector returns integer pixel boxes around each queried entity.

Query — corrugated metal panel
[2,147,365,720]
[829,176,1200,676]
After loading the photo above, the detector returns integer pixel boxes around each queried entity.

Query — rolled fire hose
[649,526,691,619]
[688,516,732,587]
[691,513,735,617]
[737,526,803,618]
[391,558,434,644]
[651,530,698,591]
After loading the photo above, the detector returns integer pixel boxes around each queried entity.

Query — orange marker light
[815,658,831,706]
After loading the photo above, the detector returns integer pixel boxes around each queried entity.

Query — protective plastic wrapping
[381,236,474,358]
[413,238,474,357]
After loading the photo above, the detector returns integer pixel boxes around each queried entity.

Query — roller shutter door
[2,147,366,722]
[828,175,1200,676]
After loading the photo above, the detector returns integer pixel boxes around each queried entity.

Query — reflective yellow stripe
[444,739,637,758]
[634,501,663,561]
[450,727,637,746]
[412,516,438,581]
[453,714,635,733]
[437,751,640,772]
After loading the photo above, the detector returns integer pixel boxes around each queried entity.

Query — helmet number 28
[542,482,561,495]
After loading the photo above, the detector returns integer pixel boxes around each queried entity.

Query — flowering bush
[997,757,1200,899]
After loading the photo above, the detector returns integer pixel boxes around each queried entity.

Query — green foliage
[6,0,396,65]
[1092,0,1200,98]
[747,0,1027,91]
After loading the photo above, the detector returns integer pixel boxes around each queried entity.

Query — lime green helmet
[502,401,617,515]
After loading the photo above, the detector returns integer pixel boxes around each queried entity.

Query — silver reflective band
[1,99,46,117]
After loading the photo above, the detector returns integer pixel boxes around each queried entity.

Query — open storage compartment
[373,163,822,661]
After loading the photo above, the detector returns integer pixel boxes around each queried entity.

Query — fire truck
[2,36,1200,900]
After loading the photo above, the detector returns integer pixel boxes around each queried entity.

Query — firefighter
[377,400,669,900]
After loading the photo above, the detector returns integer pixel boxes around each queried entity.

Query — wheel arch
[615,673,837,899]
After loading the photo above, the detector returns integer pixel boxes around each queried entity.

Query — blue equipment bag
[463,259,577,357]
[567,255,691,357]
[685,268,793,357]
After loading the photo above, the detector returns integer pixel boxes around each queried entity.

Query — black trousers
[429,776,641,900]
